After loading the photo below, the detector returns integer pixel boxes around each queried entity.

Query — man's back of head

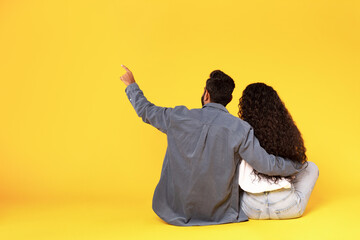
[205,70,235,107]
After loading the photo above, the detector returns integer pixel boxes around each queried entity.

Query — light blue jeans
[241,161,319,219]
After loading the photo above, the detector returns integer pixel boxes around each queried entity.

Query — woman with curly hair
[238,83,319,219]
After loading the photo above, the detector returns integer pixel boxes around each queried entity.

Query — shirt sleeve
[238,125,304,176]
[125,83,172,134]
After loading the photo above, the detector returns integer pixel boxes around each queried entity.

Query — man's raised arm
[120,65,172,133]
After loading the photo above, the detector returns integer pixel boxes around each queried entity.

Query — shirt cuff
[125,82,140,104]
[125,82,139,94]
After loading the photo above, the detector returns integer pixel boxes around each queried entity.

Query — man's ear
[204,89,210,102]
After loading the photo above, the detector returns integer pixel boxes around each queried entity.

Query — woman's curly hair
[238,83,307,183]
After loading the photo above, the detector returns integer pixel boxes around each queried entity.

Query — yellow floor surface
[0,195,358,240]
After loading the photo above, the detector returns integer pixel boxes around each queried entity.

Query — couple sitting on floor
[120,65,319,226]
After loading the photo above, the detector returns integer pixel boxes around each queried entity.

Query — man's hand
[120,65,135,86]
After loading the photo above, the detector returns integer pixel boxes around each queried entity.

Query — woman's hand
[120,65,136,86]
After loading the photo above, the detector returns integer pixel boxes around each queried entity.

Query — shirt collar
[202,102,229,113]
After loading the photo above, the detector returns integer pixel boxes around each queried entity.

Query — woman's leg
[270,161,319,219]
[241,161,319,219]
[291,161,319,216]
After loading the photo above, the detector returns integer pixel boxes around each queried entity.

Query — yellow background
[0,0,359,239]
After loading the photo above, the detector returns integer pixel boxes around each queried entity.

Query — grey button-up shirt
[125,83,303,226]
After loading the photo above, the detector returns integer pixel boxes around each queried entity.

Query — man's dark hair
[206,70,235,107]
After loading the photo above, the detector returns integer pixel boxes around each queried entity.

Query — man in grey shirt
[120,65,303,226]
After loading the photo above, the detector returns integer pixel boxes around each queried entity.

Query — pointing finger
[121,64,131,73]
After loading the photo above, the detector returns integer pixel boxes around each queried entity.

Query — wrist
[127,81,136,86]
